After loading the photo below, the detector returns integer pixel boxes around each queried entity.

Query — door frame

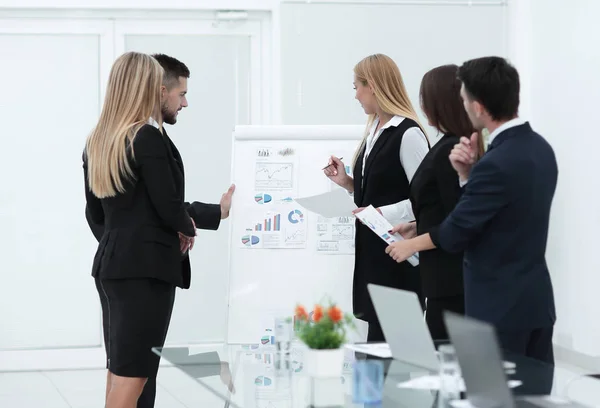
[0,18,114,103]
[114,16,271,125]
[0,17,114,370]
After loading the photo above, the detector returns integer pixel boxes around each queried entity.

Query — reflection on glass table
[153,342,600,408]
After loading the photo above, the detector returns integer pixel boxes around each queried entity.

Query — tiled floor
[0,367,223,408]
[1,360,598,407]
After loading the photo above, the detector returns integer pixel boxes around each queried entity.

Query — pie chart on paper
[254,376,272,386]
[254,193,272,204]
[242,235,260,246]
[288,209,304,224]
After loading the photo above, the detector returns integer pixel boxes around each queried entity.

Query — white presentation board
[226,125,364,344]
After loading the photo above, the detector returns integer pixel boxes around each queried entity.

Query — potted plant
[294,300,354,377]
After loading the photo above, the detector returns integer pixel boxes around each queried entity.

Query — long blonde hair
[352,54,427,168]
[85,52,164,198]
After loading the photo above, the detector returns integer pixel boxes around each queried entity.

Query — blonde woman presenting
[324,54,429,341]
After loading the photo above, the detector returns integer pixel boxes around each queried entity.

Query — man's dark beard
[161,107,177,125]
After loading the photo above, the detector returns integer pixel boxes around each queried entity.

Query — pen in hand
[322,157,343,170]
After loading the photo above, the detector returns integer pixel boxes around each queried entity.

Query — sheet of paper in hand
[353,205,419,266]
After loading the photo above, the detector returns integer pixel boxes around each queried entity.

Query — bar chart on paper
[255,213,282,232]
[241,207,307,249]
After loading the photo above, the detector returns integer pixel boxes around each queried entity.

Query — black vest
[353,118,418,207]
[350,118,424,322]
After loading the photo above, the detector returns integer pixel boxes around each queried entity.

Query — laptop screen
[443,312,516,408]
[367,284,439,371]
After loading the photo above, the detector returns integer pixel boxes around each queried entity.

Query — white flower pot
[304,347,344,378]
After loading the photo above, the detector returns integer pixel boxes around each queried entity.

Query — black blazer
[430,123,557,330]
[409,134,464,299]
[83,124,221,289]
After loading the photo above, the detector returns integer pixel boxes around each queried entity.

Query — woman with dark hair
[388,64,484,340]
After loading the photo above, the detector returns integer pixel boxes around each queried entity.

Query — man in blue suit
[386,56,557,364]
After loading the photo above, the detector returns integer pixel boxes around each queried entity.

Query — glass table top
[153,342,600,408]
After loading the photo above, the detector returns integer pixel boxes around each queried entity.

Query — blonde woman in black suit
[84,52,196,408]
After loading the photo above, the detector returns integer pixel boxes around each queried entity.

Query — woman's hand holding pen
[323,155,353,192]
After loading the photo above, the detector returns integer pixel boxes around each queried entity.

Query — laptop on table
[443,312,590,408]
[363,283,440,371]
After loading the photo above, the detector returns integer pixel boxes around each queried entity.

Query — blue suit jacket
[430,123,557,330]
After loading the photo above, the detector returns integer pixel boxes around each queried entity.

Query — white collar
[370,115,405,134]
[487,117,526,145]
[149,117,160,129]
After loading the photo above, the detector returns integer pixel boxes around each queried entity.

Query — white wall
[0,28,103,351]
[509,0,600,364]
[279,1,507,139]
[523,0,600,361]
[0,0,275,10]
[0,0,505,8]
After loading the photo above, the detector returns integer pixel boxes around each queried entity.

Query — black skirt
[95,278,176,378]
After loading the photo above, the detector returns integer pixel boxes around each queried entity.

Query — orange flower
[313,305,323,322]
[295,305,308,320]
[328,306,343,322]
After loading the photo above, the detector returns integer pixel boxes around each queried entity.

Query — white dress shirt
[487,117,526,145]
[459,117,526,187]
[361,115,429,225]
